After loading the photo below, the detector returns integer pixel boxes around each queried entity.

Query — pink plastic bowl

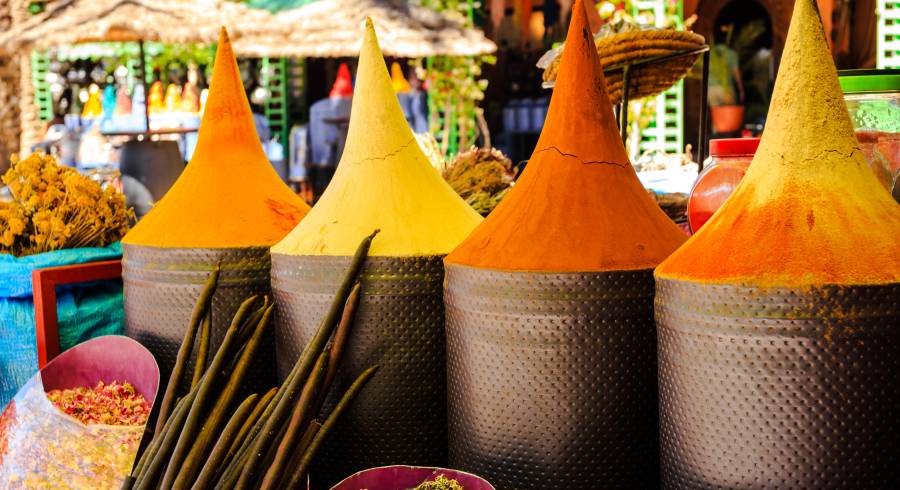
[40,335,160,406]
[330,466,495,490]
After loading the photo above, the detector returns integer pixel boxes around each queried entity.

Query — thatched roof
[0,0,276,54]
[232,0,497,58]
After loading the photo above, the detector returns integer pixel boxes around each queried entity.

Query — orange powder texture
[445,0,686,272]
[656,0,900,287]
[123,28,309,248]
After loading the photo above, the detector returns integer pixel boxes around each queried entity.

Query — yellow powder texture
[656,0,900,286]
[272,18,482,257]
[123,28,309,248]
[445,0,686,272]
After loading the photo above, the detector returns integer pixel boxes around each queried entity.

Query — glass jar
[687,138,760,233]
[839,69,900,196]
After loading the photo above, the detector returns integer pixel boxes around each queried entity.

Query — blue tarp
[0,243,124,407]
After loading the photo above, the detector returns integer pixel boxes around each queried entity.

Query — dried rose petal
[46,381,149,426]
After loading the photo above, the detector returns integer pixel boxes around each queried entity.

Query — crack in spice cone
[269,19,481,488]
[654,1,900,488]
[443,0,684,488]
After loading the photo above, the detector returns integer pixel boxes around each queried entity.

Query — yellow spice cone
[657,0,900,287]
[273,18,481,257]
[124,28,309,248]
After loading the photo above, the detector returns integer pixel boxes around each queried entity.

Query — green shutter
[261,56,290,148]
[31,50,54,122]
[630,0,685,155]
[877,0,900,68]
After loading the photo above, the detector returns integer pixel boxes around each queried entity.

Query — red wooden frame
[32,260,122,368]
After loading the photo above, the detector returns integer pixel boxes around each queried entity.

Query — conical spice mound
[124,28,309,249]
[446,4,685,272]
[443,1,672,488]
[272,19,481,257]
[269,19,479,487]
[122,28,303,394]
[656,2,900,286]
[654,2,900,487]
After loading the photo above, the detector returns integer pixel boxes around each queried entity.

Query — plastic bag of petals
[0,336,159,489]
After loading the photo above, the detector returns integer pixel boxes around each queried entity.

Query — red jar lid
[709,138,761,157]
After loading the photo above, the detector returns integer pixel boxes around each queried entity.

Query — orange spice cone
[121,28,309,392]
[654,1,900,487]
[269,19,482,488]
[443,1,684,488]
[390,62,411,93]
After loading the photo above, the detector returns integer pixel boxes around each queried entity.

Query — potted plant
[708,38,745,134]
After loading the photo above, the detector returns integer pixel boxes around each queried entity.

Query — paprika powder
[443,1,679,488]
[445,11,685,272]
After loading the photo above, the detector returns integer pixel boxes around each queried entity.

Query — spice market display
[1,0,899,488]
[655,0,900,487]
[270,18,482,489]
[121,28,310,393]
[444,1,685,488]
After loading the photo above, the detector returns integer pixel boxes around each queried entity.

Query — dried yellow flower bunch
[442,146,515,216]
[0,152,133,257]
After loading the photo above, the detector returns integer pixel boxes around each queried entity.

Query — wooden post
[138,39,151,135]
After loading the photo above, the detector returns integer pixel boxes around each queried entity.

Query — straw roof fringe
[0,0,277,54]
[233,0,497,58]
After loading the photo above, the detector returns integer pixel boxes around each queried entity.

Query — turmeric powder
[656,0,900,287]
[272,18,481,257]
[123,28,309,248]
[445,0,685,272]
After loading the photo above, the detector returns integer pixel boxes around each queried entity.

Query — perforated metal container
[656,278,900,489]
[271,254,448,489]
[444,264,660,490]
[122,245,276,392]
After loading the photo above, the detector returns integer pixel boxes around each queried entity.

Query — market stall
[0,0,898,489]
[0,0,279,199]
[234,0,497,199]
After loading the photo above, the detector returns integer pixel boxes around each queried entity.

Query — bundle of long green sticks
[122,231,379,490]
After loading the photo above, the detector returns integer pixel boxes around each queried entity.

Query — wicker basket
[543,29,705,104]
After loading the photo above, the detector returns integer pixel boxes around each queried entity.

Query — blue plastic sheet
[0,243,124,407]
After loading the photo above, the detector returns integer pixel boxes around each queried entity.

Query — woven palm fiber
[270,18,480,489]
[542,27,704,104]
[443,1,684,488]
[604,59,698,104]
[655,1,900,488]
